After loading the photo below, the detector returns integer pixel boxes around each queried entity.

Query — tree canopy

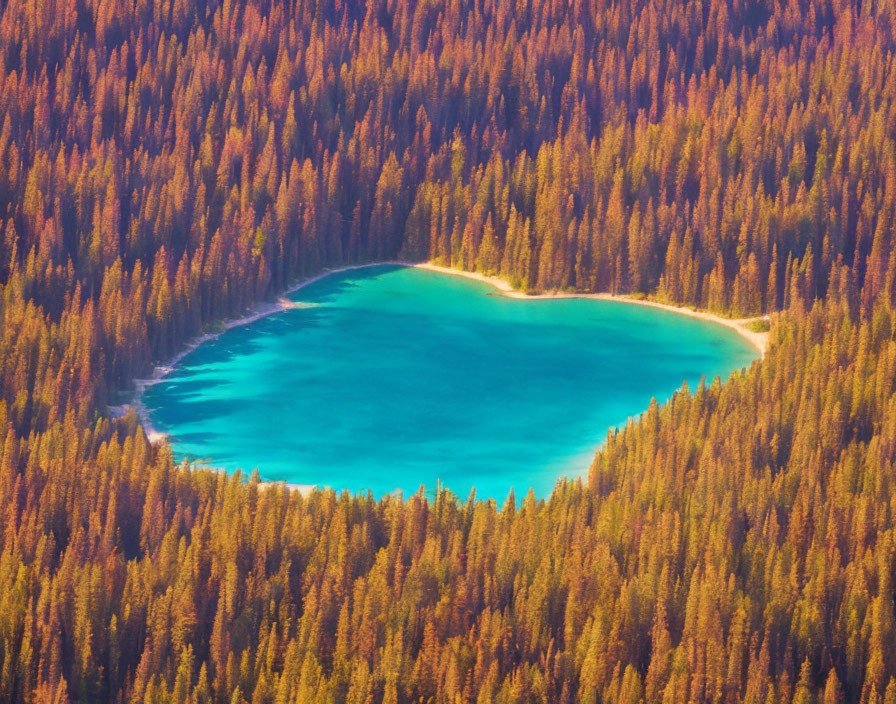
[0,0,895,700]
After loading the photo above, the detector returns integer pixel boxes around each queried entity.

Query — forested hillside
[0,0,895,700]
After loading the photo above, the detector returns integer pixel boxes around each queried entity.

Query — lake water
[142,265,758,499]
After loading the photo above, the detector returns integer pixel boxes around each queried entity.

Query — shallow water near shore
[142,265,758,499]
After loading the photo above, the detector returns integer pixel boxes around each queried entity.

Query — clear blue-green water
[142,265,758,499]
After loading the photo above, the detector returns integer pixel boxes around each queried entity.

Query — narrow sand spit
[115,258,770,492]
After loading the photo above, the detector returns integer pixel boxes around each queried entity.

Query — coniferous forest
[1,0,896,700]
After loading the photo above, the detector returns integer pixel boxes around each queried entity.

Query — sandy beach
[412,262,771,356]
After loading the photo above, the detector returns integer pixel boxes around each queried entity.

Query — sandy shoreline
[174,461,317,496]
[412,262,770,356]
[116,258,770,491]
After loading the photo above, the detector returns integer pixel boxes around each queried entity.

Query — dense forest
[1,0,896,700]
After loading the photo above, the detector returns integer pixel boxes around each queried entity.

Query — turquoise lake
[142,265,758,499]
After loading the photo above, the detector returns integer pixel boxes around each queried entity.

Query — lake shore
[411,262,771,356]
[117,258,769,471]
[307,260,769,355]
